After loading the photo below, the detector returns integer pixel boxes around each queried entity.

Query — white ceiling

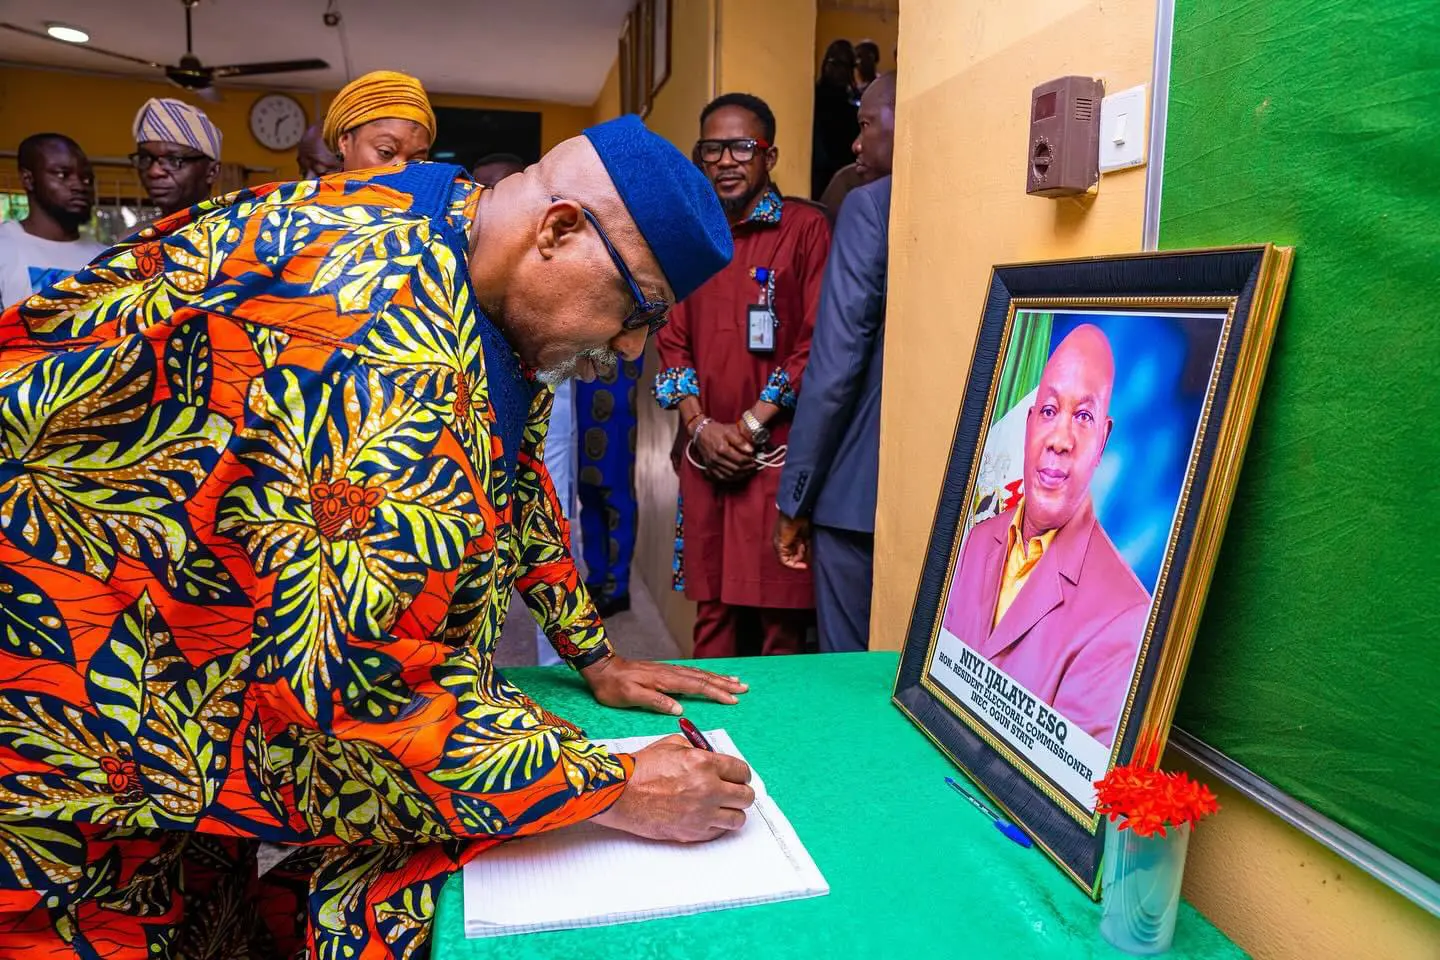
[0,0,633,104]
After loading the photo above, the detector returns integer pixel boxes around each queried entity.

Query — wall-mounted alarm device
[1026,76,1104,197]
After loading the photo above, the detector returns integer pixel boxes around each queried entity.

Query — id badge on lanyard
[747,266,777,353]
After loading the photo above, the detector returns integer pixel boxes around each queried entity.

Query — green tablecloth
[432,652,1244,959]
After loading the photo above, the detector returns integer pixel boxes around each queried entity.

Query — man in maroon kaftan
[655,93,831,657]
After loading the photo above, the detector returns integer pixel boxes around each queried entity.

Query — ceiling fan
[0,0,329,98]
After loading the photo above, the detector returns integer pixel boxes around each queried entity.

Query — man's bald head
[854,72,897,181]
[1021,324,1117,539]
[466,133,666,383]
[515,133,665,295]
[1043,324,1116,408]
[864,71,896,107]
[465,116,729,386]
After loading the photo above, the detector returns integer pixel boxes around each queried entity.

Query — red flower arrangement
[1094,743,1219,839]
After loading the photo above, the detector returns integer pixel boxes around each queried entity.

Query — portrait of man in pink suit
[941,324,1150,748]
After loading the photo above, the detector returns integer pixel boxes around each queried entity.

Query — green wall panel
[1161,0,1440,883]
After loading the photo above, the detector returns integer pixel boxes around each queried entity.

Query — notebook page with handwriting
[461,729,828,938]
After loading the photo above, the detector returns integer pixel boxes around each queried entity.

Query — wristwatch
[741,409,771,447]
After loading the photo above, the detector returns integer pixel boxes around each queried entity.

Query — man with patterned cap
[132,96,223,216]
[0,115,747,959]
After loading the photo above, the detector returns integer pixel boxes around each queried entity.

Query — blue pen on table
[945,777,1033,848]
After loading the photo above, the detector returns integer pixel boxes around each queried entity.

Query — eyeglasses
[695,138,771,164]
[129,152,209,172]
[553,197,671,334]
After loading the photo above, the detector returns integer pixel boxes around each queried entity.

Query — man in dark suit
[774,73,896,653]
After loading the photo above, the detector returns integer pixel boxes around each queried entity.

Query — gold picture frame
[619,11,637,115]
[892,245,1294,896]
[619,4,654,117]
[650,0,672,97]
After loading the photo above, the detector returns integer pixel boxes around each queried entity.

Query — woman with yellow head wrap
[323,69,437,171]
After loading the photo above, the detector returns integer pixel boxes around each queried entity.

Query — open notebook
[461,729,828,938]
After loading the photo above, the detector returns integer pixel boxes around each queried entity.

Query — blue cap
[583,115,733,303]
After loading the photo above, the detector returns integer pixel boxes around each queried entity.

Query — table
[432,652,1245,959]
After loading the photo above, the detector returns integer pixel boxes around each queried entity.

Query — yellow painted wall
[428,91,592,155]
[629,0,819,651]
[718,0,816,198]
[0,65,320,180]
[1172,754,1440,959]
[872,0,1153,650]
[0,65,593,195]
[632,0,719,652]
[815,6,901,76]
[877,2,1440,957]
[592,58,622,125]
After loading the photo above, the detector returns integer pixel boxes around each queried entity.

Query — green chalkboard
[1161,0,1440,883]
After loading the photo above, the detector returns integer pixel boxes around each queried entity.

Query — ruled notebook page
[462,729,828,938]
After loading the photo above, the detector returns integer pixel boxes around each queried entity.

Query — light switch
[1099,84,1147,173]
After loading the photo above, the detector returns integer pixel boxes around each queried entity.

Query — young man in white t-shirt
[0,134,104,310]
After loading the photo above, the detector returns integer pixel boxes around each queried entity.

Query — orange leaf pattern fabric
[0,163,630,959]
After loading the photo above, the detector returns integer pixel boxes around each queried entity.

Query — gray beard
[473,298,617,386]
[538,346,618,386]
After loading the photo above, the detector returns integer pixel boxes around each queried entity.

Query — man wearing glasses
[0,116,754,957]
[655,93,831,658]
[131,96,223,217]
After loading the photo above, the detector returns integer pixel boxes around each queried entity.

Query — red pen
[678,717,714,751]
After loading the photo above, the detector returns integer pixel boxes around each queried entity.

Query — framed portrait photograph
[650,0,672,97]
[893,245,1294,895]
[618,11,647,117]
[618,12,634,112]
[637,2,654,117]
[619,2,656,118]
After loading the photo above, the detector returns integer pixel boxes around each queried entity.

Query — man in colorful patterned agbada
[0,115,754,959]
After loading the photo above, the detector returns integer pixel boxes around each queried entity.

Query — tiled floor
[493,577,682,667]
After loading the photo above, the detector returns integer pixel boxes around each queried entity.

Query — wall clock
[249,93,307,151]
